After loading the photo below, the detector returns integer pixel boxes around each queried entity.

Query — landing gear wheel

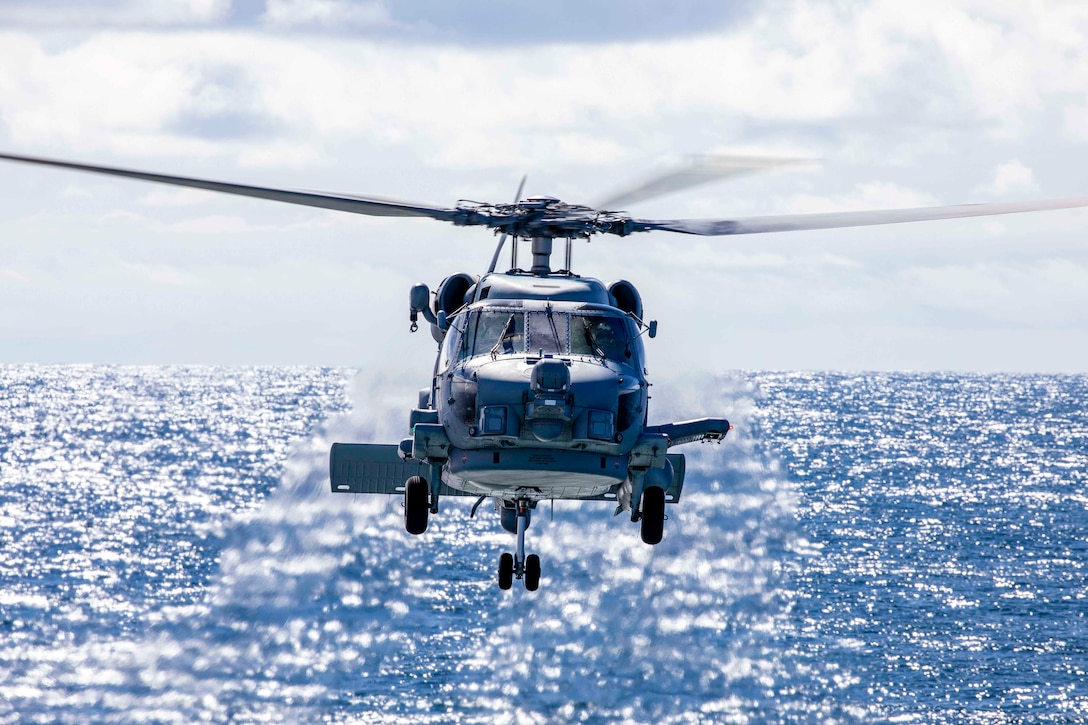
[640,486,666,545]
[498,552,514,590]
[524,554,541,591]
[404,476,429,535]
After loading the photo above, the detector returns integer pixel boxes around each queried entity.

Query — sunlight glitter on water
[2,367,1087,722]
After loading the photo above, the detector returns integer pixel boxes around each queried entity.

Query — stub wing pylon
[646,418,732,447]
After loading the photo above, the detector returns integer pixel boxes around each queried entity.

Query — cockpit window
[458,308,636,363]
[526,310,568,355]
[463,311,525,358]
[570,315,630,360]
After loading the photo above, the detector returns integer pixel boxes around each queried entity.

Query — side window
[443,316,465,368]
[626,317,645,367]
[459,312,477,362]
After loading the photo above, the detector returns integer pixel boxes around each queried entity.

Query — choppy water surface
[1,366,1086,722]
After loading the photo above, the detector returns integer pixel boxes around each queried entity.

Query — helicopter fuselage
[402,271,662,500]
[429,275,649,501]
[331,241,729,590]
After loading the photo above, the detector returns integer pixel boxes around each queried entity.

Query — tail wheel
[404,476,429,535]
[524,554,541,591]
[498,552,514,590]
[640,486,666,545]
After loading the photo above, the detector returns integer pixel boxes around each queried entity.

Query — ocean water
[1,366,1086,723]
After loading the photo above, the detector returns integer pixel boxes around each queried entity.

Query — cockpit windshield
[458,308,637,364]
[527,309,567,355]
[463,311,525,358]
[570,315,629,360]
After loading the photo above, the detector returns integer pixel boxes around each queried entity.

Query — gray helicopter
[4,151,1088,591]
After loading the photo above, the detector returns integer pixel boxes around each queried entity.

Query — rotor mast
[505,234,572,276]
[530,236,553,275]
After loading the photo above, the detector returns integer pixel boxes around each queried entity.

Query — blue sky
[2,0,1088,374]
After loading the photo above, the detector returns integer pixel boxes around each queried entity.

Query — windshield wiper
[545,304,563,353]
[582,321,608,361]
[490,314,516,359]
[457,318,469,360]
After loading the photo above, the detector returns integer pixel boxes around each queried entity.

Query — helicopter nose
[526,360,572,442]
[531,359,570,393]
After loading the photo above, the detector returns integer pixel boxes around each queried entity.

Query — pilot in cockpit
[474,312,524,356]
[575,316,628,360]
[500,319,523,354]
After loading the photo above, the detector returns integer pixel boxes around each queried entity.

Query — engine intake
[436,273,477,315]
[608,279,643,320]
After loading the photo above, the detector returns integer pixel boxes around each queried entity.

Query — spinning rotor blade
[7,150,1088,243]
[0,152,457,221]
[634,196,1088,236]
[595,154,810,210]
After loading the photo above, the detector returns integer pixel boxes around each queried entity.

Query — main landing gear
[640,486,666,545]
[497,500,540,592]
[404,475,430,535]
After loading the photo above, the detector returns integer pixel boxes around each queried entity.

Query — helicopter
[3,150,1088,591]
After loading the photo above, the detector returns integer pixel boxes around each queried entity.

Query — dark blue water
[757,373,1088,722]
[1,367,1085,722]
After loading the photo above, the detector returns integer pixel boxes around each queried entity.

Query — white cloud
[236,142,324,169]
[149,214,332,235]
[0,0,230,27]
[98,210,146,224]
[122,262,202,286]
[901,259,1088,326]
[140,189,218,207]
[1,269,29,283]
[0,17,963,169]
[61,183,95,199]
[1,3,1085,173]
[974,161,1039,198]
[262,0,393,29]
[782,182,939,215]
[643,243,791,272]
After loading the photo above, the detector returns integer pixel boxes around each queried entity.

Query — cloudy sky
[2,0,1088,376]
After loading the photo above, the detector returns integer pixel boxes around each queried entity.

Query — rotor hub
[453,198,634,240]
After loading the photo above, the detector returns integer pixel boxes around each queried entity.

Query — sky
[2,0,1088,376]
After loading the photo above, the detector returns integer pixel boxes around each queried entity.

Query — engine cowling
[435,273,477,316]
[419,273,477,343]
[608,279,643,321]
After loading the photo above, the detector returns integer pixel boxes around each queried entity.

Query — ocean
[1,366,1085,723]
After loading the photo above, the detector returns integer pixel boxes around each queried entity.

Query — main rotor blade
[633,196,1088,236]
[595,154,811,210]
[0,151,457,221]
